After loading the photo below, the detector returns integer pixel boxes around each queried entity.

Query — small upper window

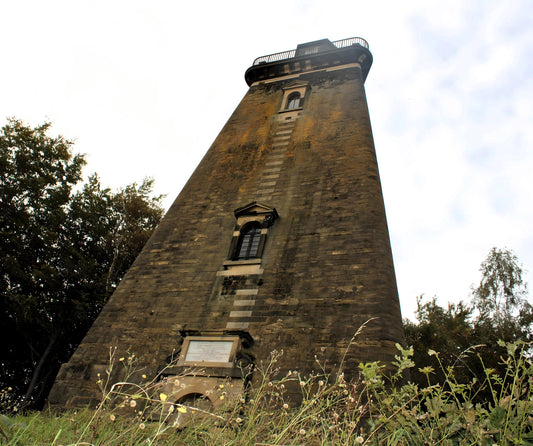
[235,222,262,260]
[286,92,301,110]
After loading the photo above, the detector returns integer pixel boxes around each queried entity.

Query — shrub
[1,340,531,445]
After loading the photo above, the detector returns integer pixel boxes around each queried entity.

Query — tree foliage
[405,247,532,397]
[473,247,530,340]
[0,119,164,411]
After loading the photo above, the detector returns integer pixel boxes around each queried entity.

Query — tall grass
[1,339,532,445]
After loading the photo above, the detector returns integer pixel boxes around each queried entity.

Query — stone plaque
[185,340,234,363]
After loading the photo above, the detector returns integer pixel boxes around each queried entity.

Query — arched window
[286,92,301,110]
[235,222,262,260]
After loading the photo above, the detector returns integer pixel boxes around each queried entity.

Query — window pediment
[234,202,279,229]
[234,201,279,220]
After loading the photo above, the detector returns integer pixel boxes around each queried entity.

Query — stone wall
[48,55,403,408]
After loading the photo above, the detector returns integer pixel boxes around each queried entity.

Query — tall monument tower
[49,37,403,408]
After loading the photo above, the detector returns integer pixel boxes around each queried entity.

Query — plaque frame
[178,336,241,368]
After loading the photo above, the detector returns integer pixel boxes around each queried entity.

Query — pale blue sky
[1,0,532,319]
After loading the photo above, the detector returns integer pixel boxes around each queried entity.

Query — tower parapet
[245,37,372,85]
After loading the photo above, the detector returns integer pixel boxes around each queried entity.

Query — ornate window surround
[280,81,309,112]
[224,202,279,268]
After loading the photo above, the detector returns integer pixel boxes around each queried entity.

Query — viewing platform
[245,37,372,86]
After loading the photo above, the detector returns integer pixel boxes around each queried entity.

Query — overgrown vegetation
[0,339,531,445]
[405,247,533,399]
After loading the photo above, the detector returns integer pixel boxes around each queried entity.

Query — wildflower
[236,417,243,423]
[109,414,116,421]
[119,357,125,361]
[142,374,147,379]
[219,395,225,400]
[177,406,187,414]
[319,380,324,387]
[419,366,435,376]
[168,405,174,414]
[300,381,306,387]
[139,423,146,430]
[130,400,137,408]
[299,429,306,435]
[218,384,224,389]
[355,436,364,444]
[283,403,289,409]
[159,393,168,402]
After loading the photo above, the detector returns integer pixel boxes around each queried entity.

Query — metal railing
[252,37,369,66]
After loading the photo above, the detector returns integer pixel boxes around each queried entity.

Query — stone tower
[49,37,403,409]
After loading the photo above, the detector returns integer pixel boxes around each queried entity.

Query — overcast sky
[1,0,532,319]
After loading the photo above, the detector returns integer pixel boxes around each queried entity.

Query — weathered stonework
[48,37,403,409]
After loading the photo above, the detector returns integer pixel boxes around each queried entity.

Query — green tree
[0,119,164,411]
[472,247,532,342]
[404,297,476,386]
[405,247,532,397]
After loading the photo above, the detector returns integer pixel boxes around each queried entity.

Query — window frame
[280,82,309,112]
[285,92,301,110]
[225,202,279,264]
[234,222,263,260]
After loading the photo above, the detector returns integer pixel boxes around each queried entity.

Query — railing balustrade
[252,37,368,66]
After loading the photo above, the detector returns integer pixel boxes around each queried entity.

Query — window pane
[236,224,262,260]
[286,92,301,110]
